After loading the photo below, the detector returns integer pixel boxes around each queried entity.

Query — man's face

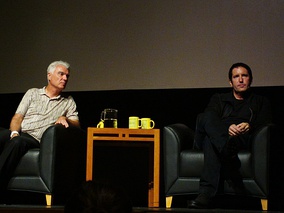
[229,66,251,94]
[48,65,70,90]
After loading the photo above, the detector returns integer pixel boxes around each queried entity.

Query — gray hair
[47,60,70,74]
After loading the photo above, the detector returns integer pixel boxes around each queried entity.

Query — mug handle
[150,120,155,129]
[97,120,104,128]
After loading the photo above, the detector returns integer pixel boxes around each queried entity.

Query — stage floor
[1,191,283,212]
[0,205,283,213]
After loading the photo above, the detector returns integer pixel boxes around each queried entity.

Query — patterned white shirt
[16,87,79,141]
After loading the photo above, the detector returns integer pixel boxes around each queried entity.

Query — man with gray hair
[0,60,80,194]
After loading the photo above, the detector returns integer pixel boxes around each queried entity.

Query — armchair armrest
[163,123,195,151]
[163,123,195,193]
[251,123,275,196]
[39,124,86,196]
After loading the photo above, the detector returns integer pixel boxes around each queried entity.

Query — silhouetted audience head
[64,180,133,213]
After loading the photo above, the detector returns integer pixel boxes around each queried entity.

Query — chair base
[261,199,267,211]
[45,194,52,206]
[166,196,173,208]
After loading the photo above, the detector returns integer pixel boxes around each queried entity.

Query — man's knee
[196,112,219,129]
[0,129,10,151]
[0,129,10,141]
[194,113,206,150]
[196,113,206,127]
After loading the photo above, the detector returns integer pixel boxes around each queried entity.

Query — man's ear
[229,80,233,87]
[47,73,51,81]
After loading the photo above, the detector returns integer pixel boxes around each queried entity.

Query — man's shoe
[187,193,211,209]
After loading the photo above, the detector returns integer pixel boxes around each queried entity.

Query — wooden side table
[86,127,160,207]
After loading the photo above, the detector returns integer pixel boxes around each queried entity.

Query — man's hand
[229,122,250,136]
[55,116,69,128]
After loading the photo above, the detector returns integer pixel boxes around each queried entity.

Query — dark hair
[228,62,253,85]
[64,181,133,213]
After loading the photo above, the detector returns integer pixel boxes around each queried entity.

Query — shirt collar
[40,86,62,100]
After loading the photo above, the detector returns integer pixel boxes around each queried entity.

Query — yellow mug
[141,118,155,129]
[97,120,104,128]
[97,119,117,128]
[129,116,141,129]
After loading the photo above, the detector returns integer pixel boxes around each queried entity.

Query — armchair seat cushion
[180,150,204,177]
[179,150,253,178]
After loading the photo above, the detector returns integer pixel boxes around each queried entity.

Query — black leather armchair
[163,122,275,210]
[7,124,86,205]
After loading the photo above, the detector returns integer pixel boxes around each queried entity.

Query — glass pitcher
[97,108,118,128]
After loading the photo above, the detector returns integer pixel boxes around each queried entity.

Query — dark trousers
[0,128,40,190]
[194,112,249,197]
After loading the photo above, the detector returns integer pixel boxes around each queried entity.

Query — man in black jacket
[187,62,272,209]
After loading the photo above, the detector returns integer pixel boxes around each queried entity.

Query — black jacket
[204,90,272,132]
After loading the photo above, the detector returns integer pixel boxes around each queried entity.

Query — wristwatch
[10,130,19,138]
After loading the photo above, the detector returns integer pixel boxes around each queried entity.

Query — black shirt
[223,98,251,126]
